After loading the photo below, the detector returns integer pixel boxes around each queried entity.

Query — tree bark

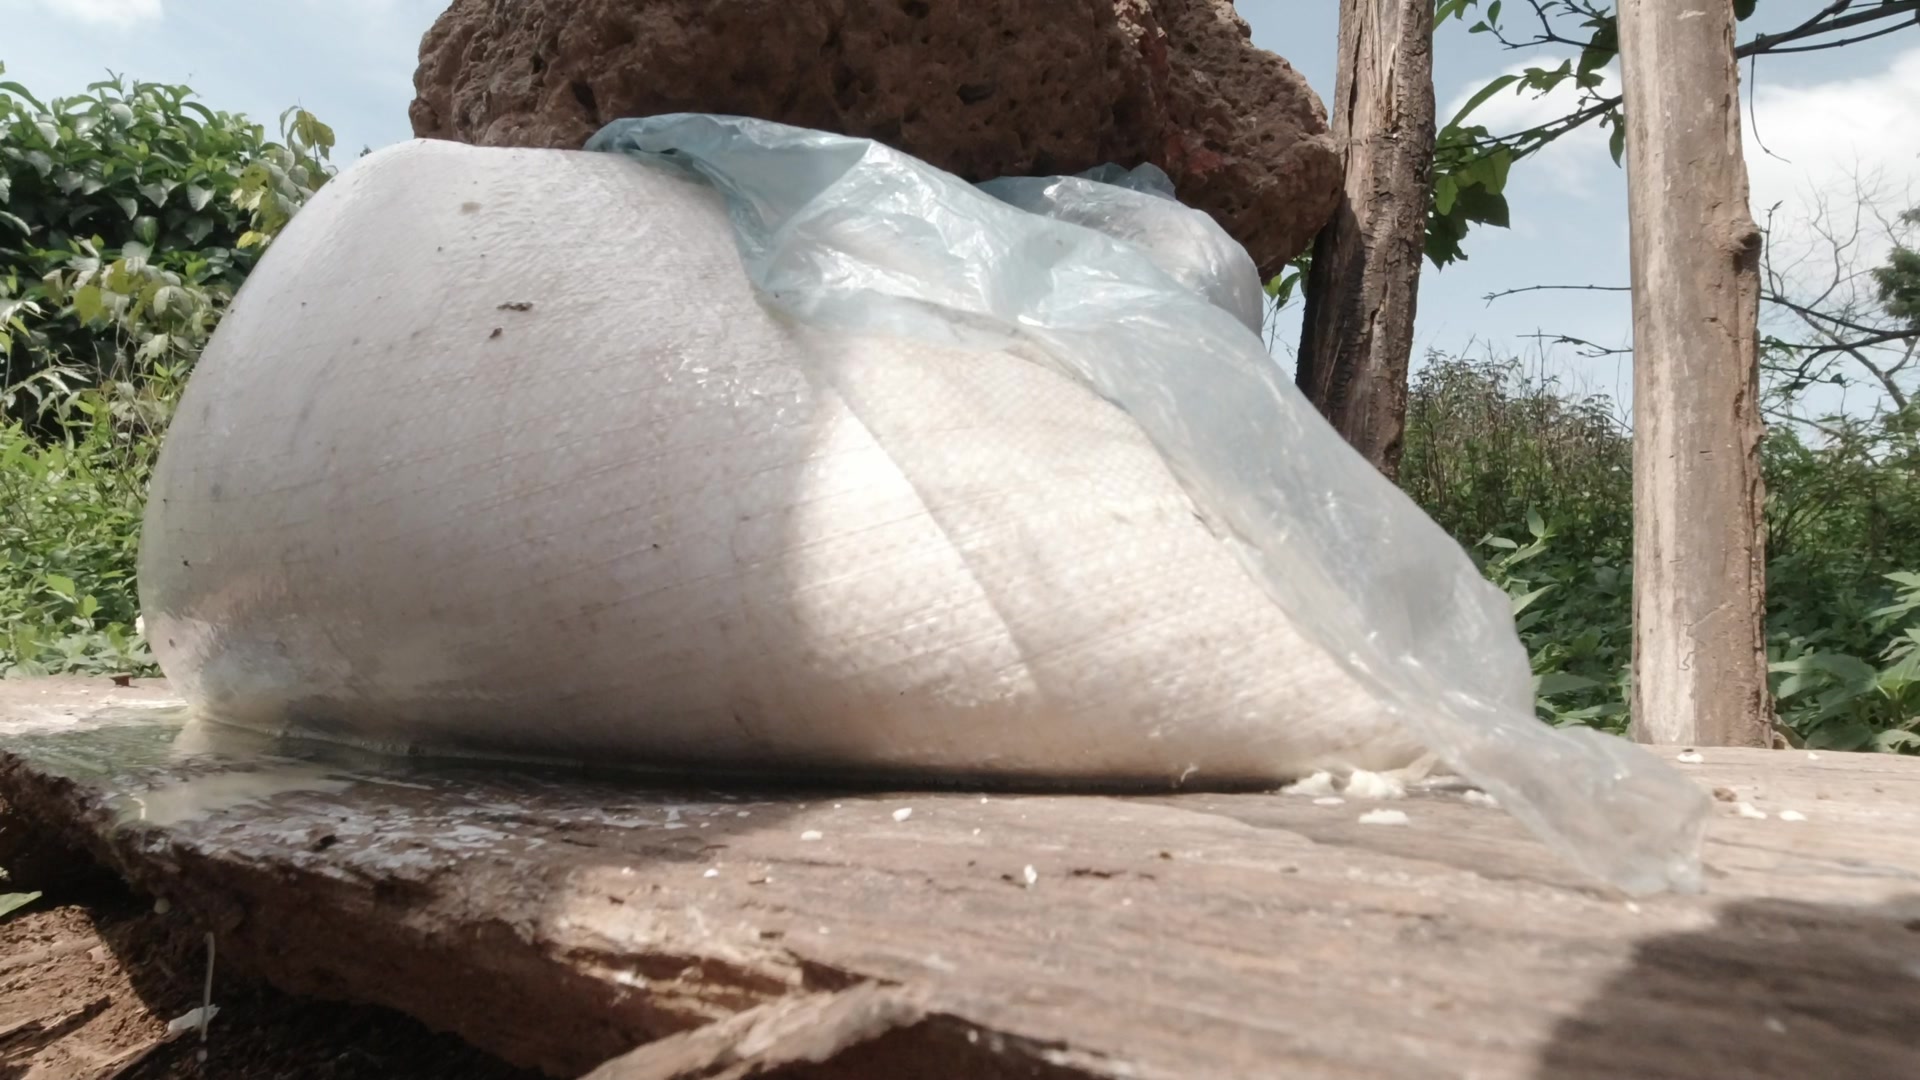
[1295,0,1436,480]
[1618,0,1772,747]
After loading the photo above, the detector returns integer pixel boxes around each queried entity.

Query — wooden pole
[1617,0,1772,747]
[1295,0,1436,480]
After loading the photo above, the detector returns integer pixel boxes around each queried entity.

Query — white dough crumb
[972,828,982,835]
[1806,752,1821,761]
[1778,809,1808,822]
[1343,770,1406,800]
[1677,750,1705,764]
[1358,809,1410,827]
[1625,901,1642,914]
[1734,801,1769,820]
[1022,865,1038,888]
[1462,789,1500,808]
[1282,771,1338,797]
[702,868,719,878]
[1765,1017,1787,1034]
[800,830,823,841]
[736,811,750,817]
[1313,796,1347,807]
[892,807,913,822]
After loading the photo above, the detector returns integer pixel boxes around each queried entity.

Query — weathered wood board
[2,677,1918,1079]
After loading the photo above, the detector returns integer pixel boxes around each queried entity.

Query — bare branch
[1765,295,1899,337]
[1737,1,1920,58]
[1517,331,1632,357]
[1483,283,1631,306]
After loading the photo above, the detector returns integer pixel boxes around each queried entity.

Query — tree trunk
[1618,0,1772,747]
[1295,0,1436,480]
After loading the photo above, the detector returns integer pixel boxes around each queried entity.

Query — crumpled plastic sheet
[977,163,1266,334]
[586,113,1710,896]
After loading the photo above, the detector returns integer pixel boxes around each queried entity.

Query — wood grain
[2,678,1916,1078]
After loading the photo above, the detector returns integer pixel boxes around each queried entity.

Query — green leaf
[1609,122,1626,166]
[1535,671,1600,697]
[1446,74,1521,128]
[1875,730,1920,752]
[73,284,107,324]
[45,573,77,600]
[1734,0,1757,20]
[1485,148,1512,194]
[114,195,138,220]
[1511,584,1555,615]
[1805,652,1879,695]
[1454,185,1510,229]
[292,109,335,156]
[1526,507,1547,539]
[185,183,214,211]
[1807,720,1875,752]
[0,892,42,920]
[1522,61,1573,94]
[1434,173,1459,216]
[0,79,48,111]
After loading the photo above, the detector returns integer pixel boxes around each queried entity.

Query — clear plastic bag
[977,164,1266,334]
[587,114,1710,895]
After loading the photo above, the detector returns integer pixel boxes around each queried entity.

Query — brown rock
[408,0,1339,276]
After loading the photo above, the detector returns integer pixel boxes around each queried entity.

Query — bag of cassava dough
[138,114,1709,895]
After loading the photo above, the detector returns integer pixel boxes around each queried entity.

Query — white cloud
[19,0,162,25]
[1743,49,1920,267]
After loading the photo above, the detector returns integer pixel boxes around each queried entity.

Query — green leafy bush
[0,400,152,675]
[2,62,332,413]
[1404,355,1920,751]
[1,65,333,675]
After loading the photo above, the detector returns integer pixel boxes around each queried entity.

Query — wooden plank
[2,677,1917,1078]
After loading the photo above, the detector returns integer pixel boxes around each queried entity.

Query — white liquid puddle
[118,766,351,827]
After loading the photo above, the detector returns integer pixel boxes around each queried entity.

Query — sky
[3,0,1917,414]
